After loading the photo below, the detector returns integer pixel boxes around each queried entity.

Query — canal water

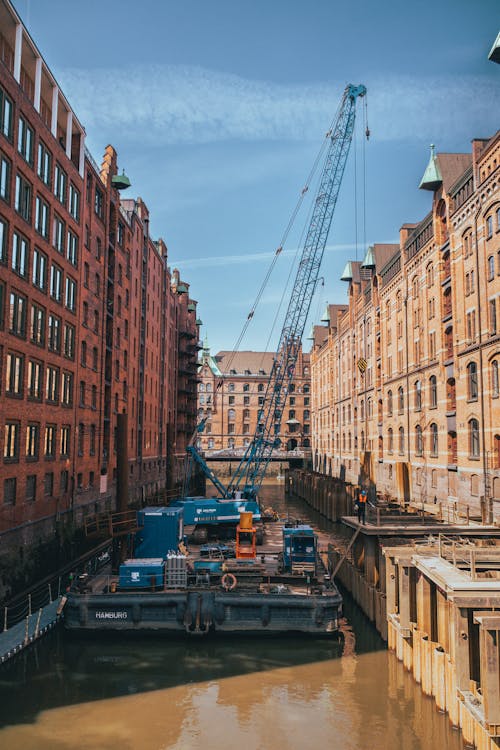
[0,482,463,750]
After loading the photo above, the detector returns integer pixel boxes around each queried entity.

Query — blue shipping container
[134,507,183,559]
[119,558,165,588]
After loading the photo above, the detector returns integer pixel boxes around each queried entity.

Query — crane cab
[282,525,317,576]
[235,511,257,560]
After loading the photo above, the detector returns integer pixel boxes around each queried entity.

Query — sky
[13,0,500,354]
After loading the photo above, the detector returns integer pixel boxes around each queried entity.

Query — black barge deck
[63,520,342,636]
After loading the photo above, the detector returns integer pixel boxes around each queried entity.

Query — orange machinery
[235,511,257,559]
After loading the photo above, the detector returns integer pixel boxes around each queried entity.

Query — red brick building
[0,1,200,558]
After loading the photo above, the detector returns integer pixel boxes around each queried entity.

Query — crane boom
[229,83,366,498]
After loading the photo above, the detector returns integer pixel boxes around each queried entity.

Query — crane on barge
[183,83,367,521]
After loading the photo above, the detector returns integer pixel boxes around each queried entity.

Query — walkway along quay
[288,468,500,749]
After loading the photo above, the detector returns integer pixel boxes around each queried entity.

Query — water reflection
[0,483,463,749]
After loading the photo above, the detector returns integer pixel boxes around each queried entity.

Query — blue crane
[187,83,367,505]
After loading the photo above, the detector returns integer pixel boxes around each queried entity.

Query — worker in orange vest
[357,488,367,524]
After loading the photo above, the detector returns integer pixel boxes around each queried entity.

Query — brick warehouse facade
[198,344,311,457]
[0,1,200,558]
[310,133,500,518]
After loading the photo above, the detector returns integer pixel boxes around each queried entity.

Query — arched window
[228,408,235,421]
[415,425,423,456]
[469,418,480,458]
[430,423,438,456]
[206,382,212,392]
[387,390,393,416]
[414,380,422,411]
[258,383,264,392]
[429,375,437,408]
[388,427,393,453]
[467,361,478,400]
[199,383,205,392]
[303,384,310,393]
[398,426,405,454]
[412,276,419,299]
[398,386,404,413]
[492,360,499,398]
[243,383,250,392]
[426,262,434,287]
[396,291,402,312]
[360,400,364,420]
[488,256,495,281]
[228,383,235,392]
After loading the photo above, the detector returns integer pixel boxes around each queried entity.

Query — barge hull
[63,590,342,636]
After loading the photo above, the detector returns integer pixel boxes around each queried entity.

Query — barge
[63,509,342,636]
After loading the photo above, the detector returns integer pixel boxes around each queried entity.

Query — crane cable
[219,99,346,386]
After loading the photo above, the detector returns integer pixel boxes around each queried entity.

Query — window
[467,361,478,401]
[81,340,87,366]
[0,216,6,262]
[398,386,404,413]
[61,371,73,406]
[469,418,480,458]
[492,360,499,398]
[486,215,493,239]
[488,256,495,281]
[0,87,13,139]
[17,116,34,164]
[9,292,27,336]
[0,152,11,202]
[50,264,62,302]
[35,195,49,238]
[12,231,28,277]
[37,141,52,187]
[6,352,23,395]
[430,423,438,456]
[428,297,435,319]
[79,380,85,406]
[426,262,434,287]
[68,183,80,221]
[14,174,32,222]
[90,424,96,455]
[44,425,56,458]
[92,347,98,370]
[415,425,423,456]
[53,214,64,253]
[66,230,78,266]
[44,472,53,496]
[26,423,39,459]
[32,247,47,291]
[429,331,436,360]
[78,423,84,456]
[414,380,422,411]
[399,426,405,454]
[48,314,61,352]
[25,475,36,502]
[30,303,45,346]
[63,323,75,359]
[27,359,42,400]
[388,427,393,453]
[54,163,67,204]
[95,273,100,296]
[93,310,99,333]
[45,365,59,403]
[243,395,250,406]
[3,477,16,504]
[490,298,497,336]
[243,383,250,392]
[429,375,438,408]
[91,385,97,409]
[466,310,476,342]
[96,237,101,260]
[228,383,235,392]
[65,276,76,312]
[60,425,70,457]
[94,187,103,218]
[4,421,20,460]
[228,408,235,420]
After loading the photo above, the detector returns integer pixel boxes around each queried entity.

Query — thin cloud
[59,65,499,147]
[170,240,397,269]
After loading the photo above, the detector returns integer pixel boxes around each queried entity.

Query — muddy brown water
[0,482,463,749]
